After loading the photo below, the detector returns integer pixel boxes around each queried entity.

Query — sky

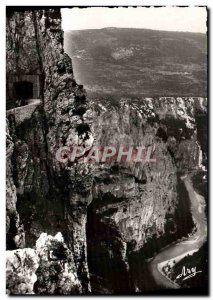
[61,7,207,33]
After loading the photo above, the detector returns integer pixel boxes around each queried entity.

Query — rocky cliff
[6,8,93,294]
[6,8,207,294]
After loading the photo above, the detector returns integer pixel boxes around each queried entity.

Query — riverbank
[149,173,207,290]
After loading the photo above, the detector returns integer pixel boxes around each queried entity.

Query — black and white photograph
[5,5,208,295]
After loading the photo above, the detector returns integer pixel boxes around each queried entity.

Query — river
[149,173,207,289]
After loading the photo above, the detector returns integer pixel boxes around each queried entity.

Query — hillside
[65,28,207,97]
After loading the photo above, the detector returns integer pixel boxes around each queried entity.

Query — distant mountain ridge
[66,27,206,35]
[65,27,207,97]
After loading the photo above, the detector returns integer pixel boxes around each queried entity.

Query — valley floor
[149,173,207,290]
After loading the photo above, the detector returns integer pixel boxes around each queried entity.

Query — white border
[1,1,211,299]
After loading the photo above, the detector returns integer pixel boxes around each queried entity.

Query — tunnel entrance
[7,74,41,110]
[13,81,33,100]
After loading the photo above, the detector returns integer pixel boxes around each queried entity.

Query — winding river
[149,173,207,289]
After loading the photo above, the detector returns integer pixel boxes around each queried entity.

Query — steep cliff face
[90,100,177,246]
[6,8,207,295]
[6,8,93,294]
[85,97,206,292]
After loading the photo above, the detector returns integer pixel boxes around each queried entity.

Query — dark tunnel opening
[13,81,33,100]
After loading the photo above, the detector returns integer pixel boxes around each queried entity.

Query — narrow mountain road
[149,174,207,289]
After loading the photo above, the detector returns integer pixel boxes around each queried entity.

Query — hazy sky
[61,7,207,33]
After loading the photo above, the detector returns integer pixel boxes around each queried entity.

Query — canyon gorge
[6,8,208,295]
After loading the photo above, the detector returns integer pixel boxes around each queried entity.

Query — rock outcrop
[85,96,206,292]
[6,248,39,294]
[6,8,207,294]
[6,232,81,294]
[6,8,93,294]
